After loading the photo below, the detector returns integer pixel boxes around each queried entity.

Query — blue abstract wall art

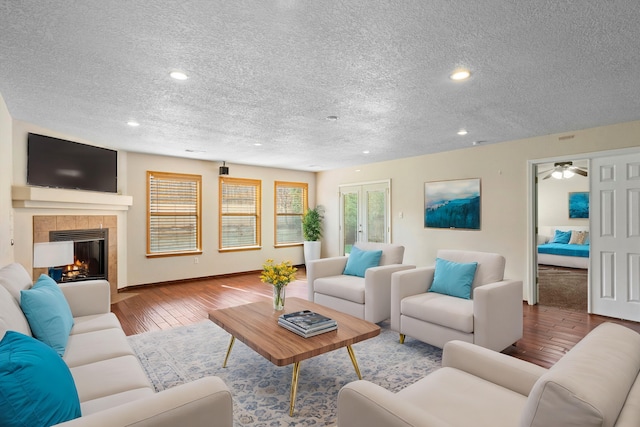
[569,191,589,218]
[424,178,481,229]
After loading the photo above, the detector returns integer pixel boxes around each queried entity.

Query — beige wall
[316,120,640,299]
[126,152,316,286]
[0,94,13,266]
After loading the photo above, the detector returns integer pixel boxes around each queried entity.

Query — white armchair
[391,250,522,352]
[306,243,414,323]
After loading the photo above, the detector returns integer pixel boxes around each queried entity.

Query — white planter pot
[303,241,321,265]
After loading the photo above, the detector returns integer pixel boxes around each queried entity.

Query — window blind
[219,177,261,250]
[148,171,201,255]
[275,181,307,245]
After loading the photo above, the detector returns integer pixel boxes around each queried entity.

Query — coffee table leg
[222,336,235,368]
[346,345,363,380]
[289,361,301,416]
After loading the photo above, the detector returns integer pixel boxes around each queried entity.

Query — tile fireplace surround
[33,215,118,295]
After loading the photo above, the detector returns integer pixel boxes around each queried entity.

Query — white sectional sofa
[0,262,232,427]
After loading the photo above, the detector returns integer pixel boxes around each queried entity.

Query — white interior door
[590,152,640,321]
[339,181,390,255]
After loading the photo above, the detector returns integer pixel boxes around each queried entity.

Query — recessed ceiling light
[363,150,370,154]
[170,71,188,80]
[326,115,338,121]
[127,120,140,127]
[254,143,262,146]
[457,129,468,136]
[450,69,471,81]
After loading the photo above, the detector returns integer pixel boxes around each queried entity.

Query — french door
[339,181,390,255]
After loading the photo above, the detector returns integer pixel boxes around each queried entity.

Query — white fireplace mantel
[12,186,133,211]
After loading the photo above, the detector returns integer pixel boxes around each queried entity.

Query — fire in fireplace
[50,229,108,282]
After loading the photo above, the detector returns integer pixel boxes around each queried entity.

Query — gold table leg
[289,361,301,416]
[222,336,235,368]
[399,333,406,344]
[346,345,363,380]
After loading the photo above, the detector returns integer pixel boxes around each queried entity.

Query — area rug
[538,266,588,311]
[127,320,442,427]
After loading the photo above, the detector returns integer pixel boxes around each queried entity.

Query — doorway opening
[534,159,589,311]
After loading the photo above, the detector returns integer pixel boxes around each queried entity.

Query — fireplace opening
[50,229,108,283]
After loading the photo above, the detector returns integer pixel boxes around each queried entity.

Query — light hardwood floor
[111,267,640,369]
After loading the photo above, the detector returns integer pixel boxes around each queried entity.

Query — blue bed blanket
[537,243,590,258]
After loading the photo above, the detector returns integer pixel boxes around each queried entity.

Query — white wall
[537,165,589,238]
[0,94,14,266]
[126,152,316,286]
[317,120,640,298]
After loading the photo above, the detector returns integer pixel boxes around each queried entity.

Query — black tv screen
[27,133,117,193]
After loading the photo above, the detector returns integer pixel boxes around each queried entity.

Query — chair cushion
[355,243,404,265]
[521,322,640,427]
[343,246,382,277]
[429,258,477,299]
[397,367,527,427]
[0,331,81,427]
[0,263,33,300]
[0,285,32,338]
[70,355,152,402]
[401,292,474,333]
[20,274,74,356]
[437,250,505,290]
[314,275,365,303]
[64,327,135,368]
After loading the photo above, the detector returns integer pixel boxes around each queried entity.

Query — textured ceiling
[1,1,639,171]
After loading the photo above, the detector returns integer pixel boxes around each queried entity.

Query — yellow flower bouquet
[261,259,297,310]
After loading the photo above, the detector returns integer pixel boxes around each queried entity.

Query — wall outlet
[194,257,199,264]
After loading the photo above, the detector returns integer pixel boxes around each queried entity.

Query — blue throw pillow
[429,258,478,300]
[343,246,383,277]
[20,274,74,356]
[550,229,572,244]
[0,331,81,427]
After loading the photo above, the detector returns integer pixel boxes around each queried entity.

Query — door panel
[591,153,640,321]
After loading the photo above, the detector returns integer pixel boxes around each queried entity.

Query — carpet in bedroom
[538,266,588,312]
[127,320,442,427]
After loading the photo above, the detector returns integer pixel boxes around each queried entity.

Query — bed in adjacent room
[537,226,589,269]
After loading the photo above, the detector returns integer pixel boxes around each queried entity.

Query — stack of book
[278,310,337,338]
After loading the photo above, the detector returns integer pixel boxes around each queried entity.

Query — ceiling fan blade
[542,171,553,179]
[573,168,588,177]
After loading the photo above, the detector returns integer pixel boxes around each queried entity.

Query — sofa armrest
[473,280,523,351]
[306,256,349,301]
[59,280,111,317]
[338,380,450,427]
[364,264,415,323]
[442,340,546,396]
[390,267,435,332]
[55,377,233,427]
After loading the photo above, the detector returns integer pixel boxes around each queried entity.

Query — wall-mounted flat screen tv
[27,133,118,193]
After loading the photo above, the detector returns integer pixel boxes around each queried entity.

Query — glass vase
[273,285,286,311]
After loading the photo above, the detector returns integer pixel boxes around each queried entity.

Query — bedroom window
[274,181,308,246]
[219,177,261,251]
[147,171,202,257]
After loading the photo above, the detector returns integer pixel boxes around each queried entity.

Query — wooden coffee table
[208,297,380,416]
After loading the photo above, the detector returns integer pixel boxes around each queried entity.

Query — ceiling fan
[539,161,588,180]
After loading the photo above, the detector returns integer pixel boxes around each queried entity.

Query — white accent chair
[391,249,523,352]
[306,243,414,323]
[338,322,640,427]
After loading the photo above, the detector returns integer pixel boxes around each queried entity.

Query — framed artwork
[569,191,589,218]
[424,178,481,229]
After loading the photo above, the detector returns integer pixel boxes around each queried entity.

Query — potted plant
[302,206,324,264]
